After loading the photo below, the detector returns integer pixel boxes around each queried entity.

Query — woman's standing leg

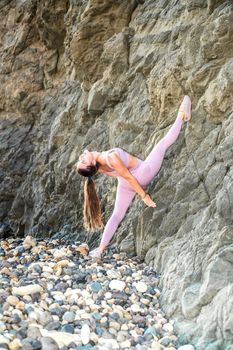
[99,183,136,248]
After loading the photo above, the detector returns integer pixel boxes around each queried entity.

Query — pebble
[40,329,81,347]
[90,281,102,293]
[6,296,20,306]
[56,259,70,267]
[131,303,141,313]
[134,281,148,293]
[41,336,59,350]
[109,280,126,291]
[151,341,163,350]
[0,335,9,344]
[8,338,21,350]
[62,311,75,323]
[81,324,90,345]
[23,235,36,249]
[163,322,174,333]
[0,237,185,350]
[12,285,43,296]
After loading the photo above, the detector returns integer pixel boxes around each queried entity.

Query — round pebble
[109,280,126,291]
[6,296,20,306]
[134,281,148,293]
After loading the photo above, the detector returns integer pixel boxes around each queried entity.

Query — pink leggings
[100,116,183,247]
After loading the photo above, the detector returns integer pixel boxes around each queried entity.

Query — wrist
[141,192,147,199]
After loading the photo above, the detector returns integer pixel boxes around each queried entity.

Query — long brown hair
[78,163,103,232]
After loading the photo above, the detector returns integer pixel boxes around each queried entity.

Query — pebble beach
[0,236,194,350]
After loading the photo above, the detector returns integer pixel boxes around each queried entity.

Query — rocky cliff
[0,0,233,349]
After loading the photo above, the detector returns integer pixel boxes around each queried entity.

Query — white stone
[28,311,38,321]
[129,329,138,338]
[120,340,131,348]
[23,236,36,248]
[81,313,91,320]
[0,335,10,344]
[81,324,90,345]
[47,282,54,291]
[53,249,68,259]
[107,270,121,279]
[151,341,163,349]
[12,285,43,296]
[121,324,129,331]
[130,304,141,313]
[90,332,99,343]
[80,290,91,298]
[109,321,121,331]
[134,281,148,293]
[177,346,195,350]
[132,272,142,280]
[40,329,81,347]
[85,298,94,306]
[163,322,174,333]
[42,266,53,273]
[126,276,132,283]
[89,304,100,312]
[53,294,65,302]
[105,292,112,299]
[109,280,126,291]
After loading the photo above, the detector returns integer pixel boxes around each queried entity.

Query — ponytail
[83,176,103,232]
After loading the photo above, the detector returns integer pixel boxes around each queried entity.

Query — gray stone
[41,337,59,350]
[27,326,41,339]
[37,311,54,326]
[62,311,76,323]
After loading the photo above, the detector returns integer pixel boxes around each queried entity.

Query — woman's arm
[108,153,156,208]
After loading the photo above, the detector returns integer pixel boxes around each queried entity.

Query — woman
[74,96,192,259]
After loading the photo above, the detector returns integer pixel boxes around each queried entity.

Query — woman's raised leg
[142,96,191,184]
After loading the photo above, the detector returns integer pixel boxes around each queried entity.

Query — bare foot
[178,95,192,121]
[89,248,102,260]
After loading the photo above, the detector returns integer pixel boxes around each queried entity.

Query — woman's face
[76,150,95,170]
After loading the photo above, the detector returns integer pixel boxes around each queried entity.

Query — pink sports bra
[102,148,130,176]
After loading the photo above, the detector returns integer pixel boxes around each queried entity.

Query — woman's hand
[142,194,156,208]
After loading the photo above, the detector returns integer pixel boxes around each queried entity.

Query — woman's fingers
[143,195,156,208]
[149,200,156,207]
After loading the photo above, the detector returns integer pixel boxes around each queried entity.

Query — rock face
[0,0,233,348]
